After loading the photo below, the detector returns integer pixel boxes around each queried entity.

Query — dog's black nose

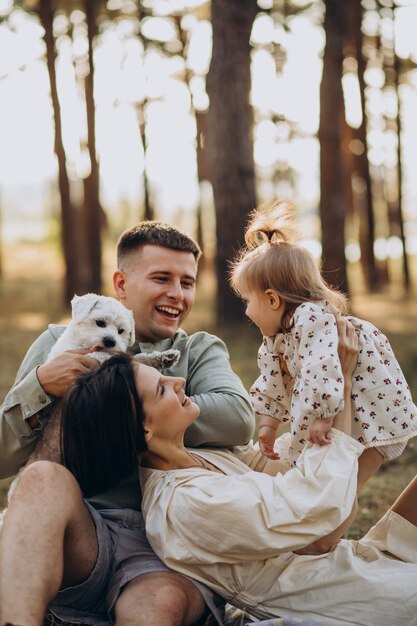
[103,337,116,348]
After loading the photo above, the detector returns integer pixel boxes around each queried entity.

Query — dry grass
[1,241,417,537]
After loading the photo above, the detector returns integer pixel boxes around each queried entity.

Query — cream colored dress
[140,431,417,626]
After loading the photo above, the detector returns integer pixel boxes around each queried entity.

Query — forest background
[1,0,417,536]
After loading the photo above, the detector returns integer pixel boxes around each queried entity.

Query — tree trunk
[393,40,410,290]
[195,110,208,265]
[319,0,349,295]
[83,0,102,294]
[38,0,80,304]
[350,0,381,291]
[206,0,258,325]
[136,101,154,221]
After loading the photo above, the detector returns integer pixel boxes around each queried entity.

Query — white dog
[0,293,179,524]
[47,293,136,362]
[47,293,179,369]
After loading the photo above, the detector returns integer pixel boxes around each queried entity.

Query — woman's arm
[296,317,359,555]
[331,316,359,435]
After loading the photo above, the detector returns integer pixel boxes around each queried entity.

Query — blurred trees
[1,0,416,317]
[319,0,349,294]
[38,0,80,302]
[36,0,104,298]
[207,0,258,325]
[83,0,103,295]
[348,0,380,292]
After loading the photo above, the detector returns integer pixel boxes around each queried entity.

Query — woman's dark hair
[60,352,147,497]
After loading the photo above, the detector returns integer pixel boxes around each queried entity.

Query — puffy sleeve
[142,430,363,563]
[250,337,292,422]
[292,304,345,421]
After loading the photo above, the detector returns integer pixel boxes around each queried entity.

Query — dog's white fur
[47,293,136,362]
[0,294,180,526]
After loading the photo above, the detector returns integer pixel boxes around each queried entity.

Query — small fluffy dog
[47,293,136,362]
[0,293,179,523]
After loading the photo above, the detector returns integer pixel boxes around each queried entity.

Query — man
[0,221,255,626]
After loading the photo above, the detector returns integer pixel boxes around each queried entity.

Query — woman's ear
[265,289,281,310]
[144,424,152,444]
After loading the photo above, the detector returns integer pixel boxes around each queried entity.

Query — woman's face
[134,363,200,442]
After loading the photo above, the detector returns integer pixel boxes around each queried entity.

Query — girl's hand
[258,425,280,460]
[308,417,333,445]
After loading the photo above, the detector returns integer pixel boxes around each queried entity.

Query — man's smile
[156,306,182,318]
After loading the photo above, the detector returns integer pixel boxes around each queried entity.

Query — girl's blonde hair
[230,200,348,330]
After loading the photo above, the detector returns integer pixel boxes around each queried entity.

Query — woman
[61,346,417,626]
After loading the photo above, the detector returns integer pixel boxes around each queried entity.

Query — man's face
[113,244,197,343]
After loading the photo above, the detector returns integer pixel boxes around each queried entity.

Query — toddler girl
[230,200,417,470]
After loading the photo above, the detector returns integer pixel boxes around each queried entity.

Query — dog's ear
[71,293,100,323]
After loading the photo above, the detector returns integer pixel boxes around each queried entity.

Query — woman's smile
[135,363,200,443]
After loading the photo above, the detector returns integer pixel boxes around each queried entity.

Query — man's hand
[37,349,101,398]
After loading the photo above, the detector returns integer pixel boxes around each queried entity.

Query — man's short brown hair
[117,221,202,267]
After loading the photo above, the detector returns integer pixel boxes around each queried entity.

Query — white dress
[140,431,417,626]
[251,301,417,464]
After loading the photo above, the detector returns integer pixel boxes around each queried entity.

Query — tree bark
[206,0,258,325]
[319,0,349,295]
[393,39,410,290]
[38,0,80,304]
[350,0,381,291]
[83,0,103,294]
[136,101,154,221]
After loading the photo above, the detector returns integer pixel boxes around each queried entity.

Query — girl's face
[134,363,200,443]
[240,287,284,337]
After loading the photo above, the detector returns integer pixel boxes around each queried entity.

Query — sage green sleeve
[91,331,255,511]
[169,331,255,448]
[0,328,58,478]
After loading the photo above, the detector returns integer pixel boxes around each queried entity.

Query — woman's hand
[336,316,359,380]
[332,317,358,437]
[297,318,360,555]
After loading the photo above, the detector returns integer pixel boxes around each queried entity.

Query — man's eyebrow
[148,270,196,283]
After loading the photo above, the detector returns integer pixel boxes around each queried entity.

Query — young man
[0,222,255,626]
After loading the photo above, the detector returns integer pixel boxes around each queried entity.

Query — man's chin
[152,322,180,342]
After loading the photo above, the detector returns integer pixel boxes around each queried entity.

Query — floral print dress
[251,301,417,465]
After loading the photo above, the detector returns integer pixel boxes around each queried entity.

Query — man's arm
[0,328,58,478]
[172,331,255,448]
[0,326,99,479]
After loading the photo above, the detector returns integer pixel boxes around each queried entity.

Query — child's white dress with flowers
[251,301,417,465]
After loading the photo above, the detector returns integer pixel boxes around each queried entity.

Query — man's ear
[113,270,126,300]
[265,289,281,310]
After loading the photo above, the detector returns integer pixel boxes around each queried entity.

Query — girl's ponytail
[244,200,299,249]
